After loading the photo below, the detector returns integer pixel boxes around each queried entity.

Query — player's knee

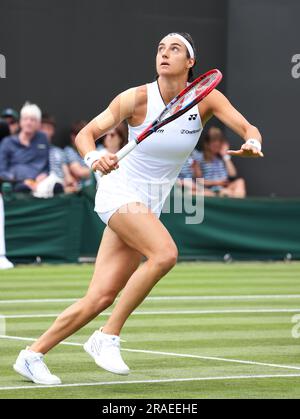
[85,291,116,314]
[152,245,178,272]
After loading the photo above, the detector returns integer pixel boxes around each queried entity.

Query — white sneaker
[13,348,61,385]
[0,256,14,270]
[84,330,130,375]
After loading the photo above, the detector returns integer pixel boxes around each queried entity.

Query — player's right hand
[92,153,119,175]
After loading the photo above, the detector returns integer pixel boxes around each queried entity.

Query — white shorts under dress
[95,80,203,226]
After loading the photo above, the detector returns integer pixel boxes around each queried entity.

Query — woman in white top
[14,33,263,385]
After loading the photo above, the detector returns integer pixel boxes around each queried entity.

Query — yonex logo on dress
[188,114,197,121]
[181,129,201,135]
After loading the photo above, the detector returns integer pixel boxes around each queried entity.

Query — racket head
[162,69,223,120]
[137,69,223,143]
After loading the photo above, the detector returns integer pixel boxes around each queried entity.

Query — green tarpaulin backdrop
[4,189,300,263]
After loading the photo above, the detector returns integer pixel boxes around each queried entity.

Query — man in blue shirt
[0,102,49,192]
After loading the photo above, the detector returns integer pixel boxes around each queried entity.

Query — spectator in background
[101,122,128,153]
[0,119,14,269]
[0,102,49,192]
[177,150,202,195]
[0,119,10,144]
[41,114,78,194]
[0,191,14,269]
[196,127,246,198]
[64,121,91,189]
[1,108,19,135]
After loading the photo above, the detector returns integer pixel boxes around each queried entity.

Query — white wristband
[84,150,106,169]
[223,154,232,162]
[246,139,262,152]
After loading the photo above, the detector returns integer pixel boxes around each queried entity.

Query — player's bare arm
[75,86,146,175]
[200,89,263,158]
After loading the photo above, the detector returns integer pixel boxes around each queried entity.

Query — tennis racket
[101,68,222,174]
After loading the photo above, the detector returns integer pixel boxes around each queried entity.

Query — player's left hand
[227,143,264,158]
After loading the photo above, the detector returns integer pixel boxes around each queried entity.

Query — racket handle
[116,140,138,161]
[97,140,138,178]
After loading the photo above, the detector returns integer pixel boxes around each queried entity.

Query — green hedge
[4,188,300,263]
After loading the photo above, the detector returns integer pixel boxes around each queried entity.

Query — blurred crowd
[0,101,246,270]
[178,127,246,198]
[0,103,128,197]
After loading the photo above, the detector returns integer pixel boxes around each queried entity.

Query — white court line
[1,334,300,373]
[1,295,300,304]
[1,308,300,319]
[0,318,5,335]
[1,373,300,391]
[0,299,77,304]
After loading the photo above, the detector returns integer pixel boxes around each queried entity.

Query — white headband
[166,33,195,59]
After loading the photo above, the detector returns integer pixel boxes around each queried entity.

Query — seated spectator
[41,114,78,194]
[0,118,10,144]
[64,121,91,189]
[0,191,14,270]
[0,118,14,268]
[177,150,202,195]
[1,108,19,135]
[101,122,128,153]
[196,127,246,198]
[0,102,50,193]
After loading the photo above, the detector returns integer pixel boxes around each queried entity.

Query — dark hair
[101,122,128,151]
[202,127,226,161]
[70,120,88,136]
[176,32,197,82]
[115,121,128,149]
[157,32,197,83]
[0,119,10,142]
[42,113,56,127]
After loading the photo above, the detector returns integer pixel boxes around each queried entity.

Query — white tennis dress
[95,80,203,225]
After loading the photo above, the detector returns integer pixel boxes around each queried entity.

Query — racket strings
[162,73,218,119]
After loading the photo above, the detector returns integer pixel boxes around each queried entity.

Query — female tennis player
[14,33,263,385]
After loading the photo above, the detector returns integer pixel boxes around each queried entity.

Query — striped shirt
[64,146,86,167]
[64,146,91,188]
[178,150,201,180]
[194,152,228,191]
[49,146,66,179]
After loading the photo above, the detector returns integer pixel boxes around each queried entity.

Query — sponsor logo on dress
[188,114,197,121]
[181,129,201,135]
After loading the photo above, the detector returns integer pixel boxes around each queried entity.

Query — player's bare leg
[83,202,177,375]
[101,202,178,336]
[14,227,142,383]
[29,227,141,355]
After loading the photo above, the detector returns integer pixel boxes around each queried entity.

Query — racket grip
[116,140,138,161]
[97,140,138,178]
